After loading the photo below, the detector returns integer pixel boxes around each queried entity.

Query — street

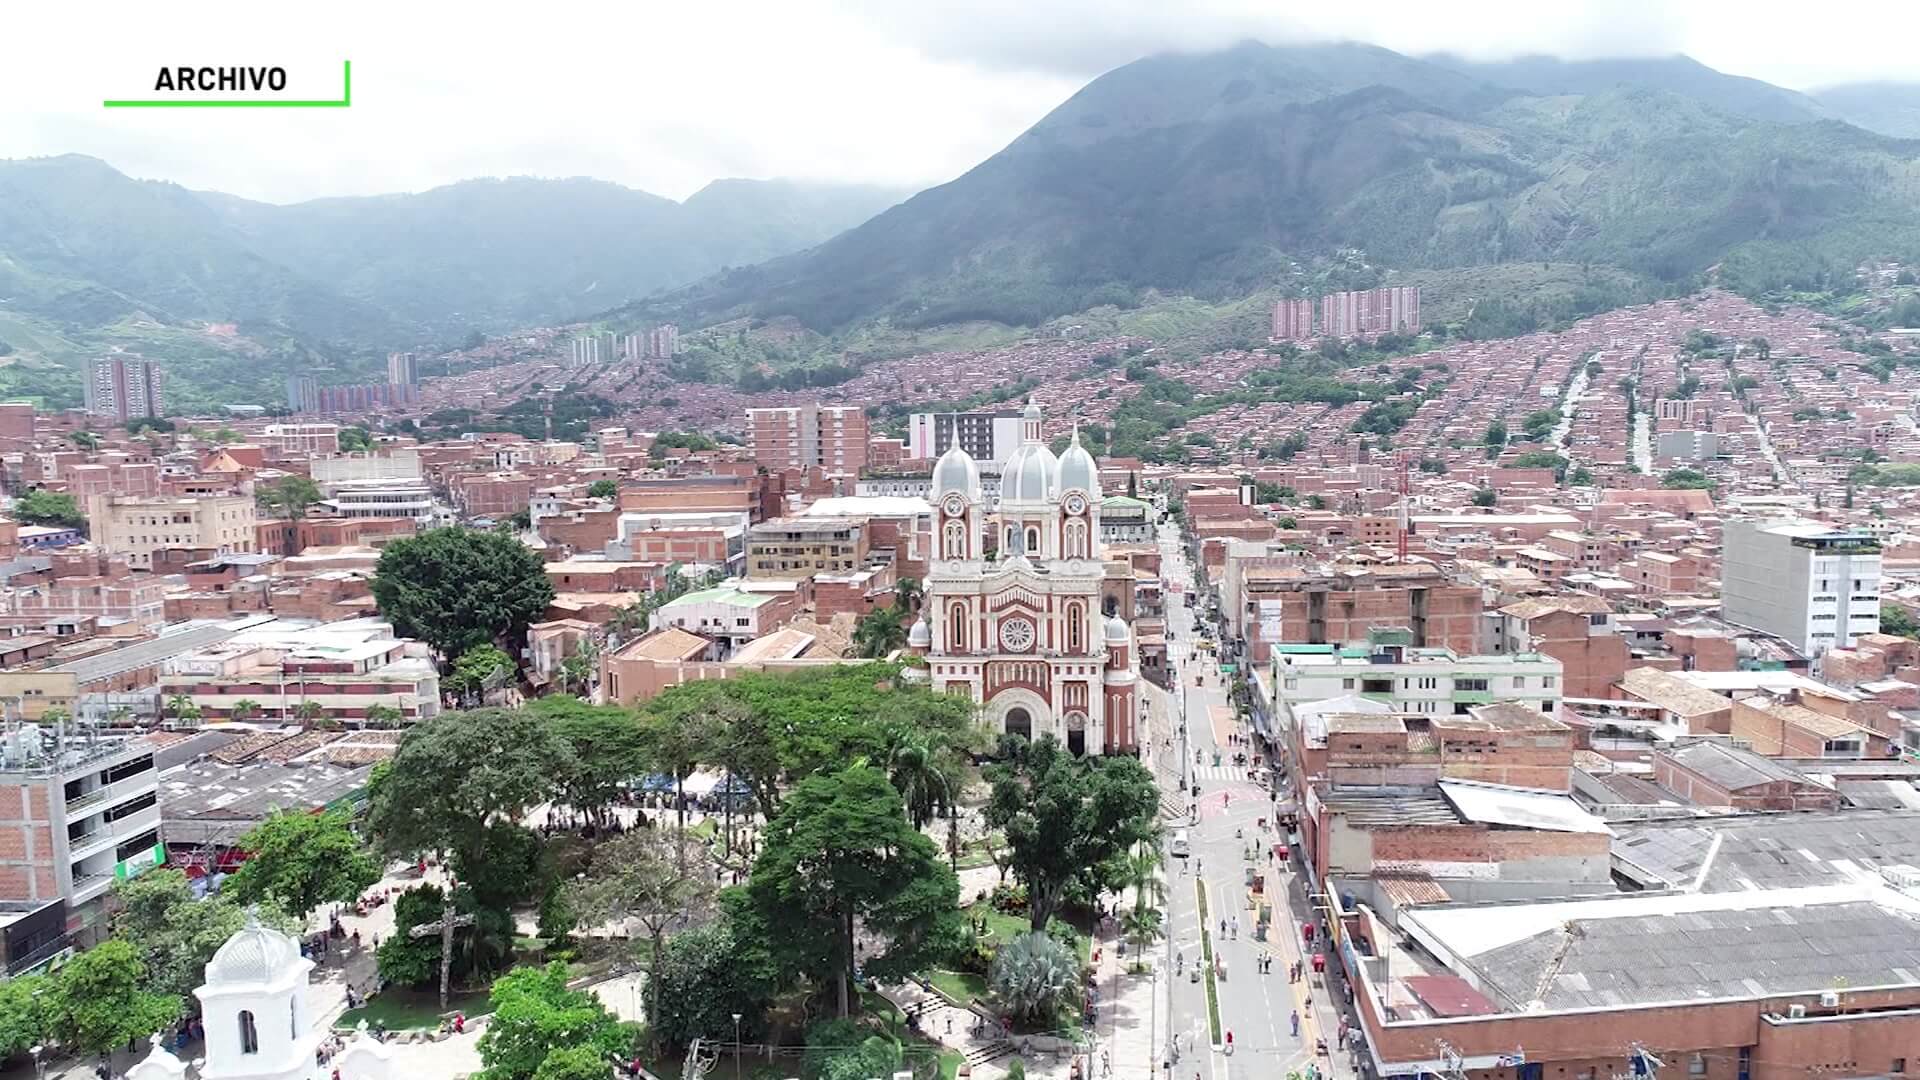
[1147,512,1351,1080]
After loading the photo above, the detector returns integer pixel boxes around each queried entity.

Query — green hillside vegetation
[618,42,1920,334]
[0,156,907,407]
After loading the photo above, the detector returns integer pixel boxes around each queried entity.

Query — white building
[1721,519,1881,656]
[126,913,392,1080]
[1271,627,1563,724]
[907,400,1142,754]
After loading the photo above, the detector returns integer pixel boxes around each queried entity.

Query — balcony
[64,788,107,815]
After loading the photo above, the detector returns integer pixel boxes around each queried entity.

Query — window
[1542,700,1555,712]
[1341,678,1355,690]
[1455,678,1489,692]
[1688,1055,1705,1077]
[290,998,298,1037]
[1417,676,1437,690]
[240,1010,259,1054]
[1512,676,1526,689]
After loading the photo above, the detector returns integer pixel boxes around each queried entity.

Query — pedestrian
[1290,1010,1299,1038]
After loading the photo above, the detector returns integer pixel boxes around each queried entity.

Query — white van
[1170,830,1191,858]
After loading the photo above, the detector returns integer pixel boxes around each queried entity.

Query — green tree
[255,475,324,520]
[165,693,201,725]
[1482,420,1507,449]
[1122,905,1163,958]
[339,426,374,452]
[368,707,568,1007]
[888,732,962,831]
[568,830,715,1051]
[1510,451,1566,470]
[10,490,86,529]
[371,528,556,660]
[1568,467,1595,486]
[1881,604,1920,640]
[741,765,962,1016]
[45,939,180,1056]
[586,479,619,500]
[230,698,262,722]
[445,644,518,704]
[894,576,923,616]
[476,963,634,1080]
[111,870,296,1002]
[643,923,776,1054]
[987,931,1081,1027]
[0,974,51,1059]
[1661,468,1716,490]
[365,702,405,728]
[985,735,1159,930]
[532,1046,612,1080]
[853,605,909,659]
[1471,487,1497,507]
[223,809,379,918]
[537,697,648,824]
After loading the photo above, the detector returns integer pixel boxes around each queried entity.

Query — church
[907,399,1142,755]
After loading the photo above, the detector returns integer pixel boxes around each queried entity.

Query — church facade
[908,400,1142,755]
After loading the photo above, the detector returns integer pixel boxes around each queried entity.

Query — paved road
[1149,515,1346,1080]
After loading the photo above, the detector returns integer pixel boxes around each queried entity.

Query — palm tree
[895,576,923,616]
[165,694,201,727]
[1122,905,1163,958]
[293,700,326,728]
[853,606,908,658]
[364,703,404,729]
[230,699,261,722]
[1123,843,1164,917]
[889,734,952,831]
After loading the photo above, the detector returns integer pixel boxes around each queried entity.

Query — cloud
[0,0,1916,204]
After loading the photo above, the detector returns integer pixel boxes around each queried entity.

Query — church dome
[206,911,301,985]
[1002,442,1059,504]
[931,445,981,502]
[1105,613,1130,643]
[908,619,930,648]
[1056,429,1101,498]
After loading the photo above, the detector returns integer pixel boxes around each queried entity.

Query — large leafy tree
[643,923,776,1053]
[533,697,648,825]
[741,765,961,1017]
[444,644,518,703]
[112,869,297,1002]
[11,490,85,530]
[985,735,1160,930]
[255,475,324,520]
[476,963,635,1080]
[44,939,180,1056]
[0,975,50,1059]
[371,528,555,660]
[222,809,379,918]
[367,707,568,1006]
[567,830,715,1052]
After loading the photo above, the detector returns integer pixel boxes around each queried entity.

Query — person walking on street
[1289,1010,1299,1038]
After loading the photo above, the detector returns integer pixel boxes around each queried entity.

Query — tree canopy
[222,809,380,918]
[476,963,635,1080]
[371,528,555,659]
[985,735,1159,930]
[44,939,180,1055]
[255,475,324,520]
[11,489,85,529]
[739,764,961,1016]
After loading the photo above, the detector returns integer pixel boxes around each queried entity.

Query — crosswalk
[1189,764,1256,783]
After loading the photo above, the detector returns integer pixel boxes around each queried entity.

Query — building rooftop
[614,627,712,662]
[1458,899,1920,1011]
[1662,740,1814,791]
[1611,809,1920,892]
[1437,779,1611,835]
[658,586,774,610]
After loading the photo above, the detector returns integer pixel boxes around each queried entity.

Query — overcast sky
[4,0,1918,205]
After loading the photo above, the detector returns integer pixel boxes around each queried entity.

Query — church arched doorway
[1065,712,1087,756]
[1005,707,1033,741]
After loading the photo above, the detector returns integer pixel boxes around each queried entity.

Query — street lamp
[731,1012,743,1080]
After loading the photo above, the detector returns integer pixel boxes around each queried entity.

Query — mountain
[1426,53,1831,125]
[0,155,908,407]
[200,176,907,337]
[1812,83,1920,138]
[624,42,1920,334]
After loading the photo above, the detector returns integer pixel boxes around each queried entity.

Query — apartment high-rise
[906,411,1022,466]
[647,324,679,359]
[1318,286,1421,339]
[1722,519,1881,656]
[1270,298,1314,341]
[386,351,418,387]
[83,357,164,421]
[747,404,869,474]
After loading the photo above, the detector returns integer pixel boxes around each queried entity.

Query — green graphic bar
[104,61,350,108]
